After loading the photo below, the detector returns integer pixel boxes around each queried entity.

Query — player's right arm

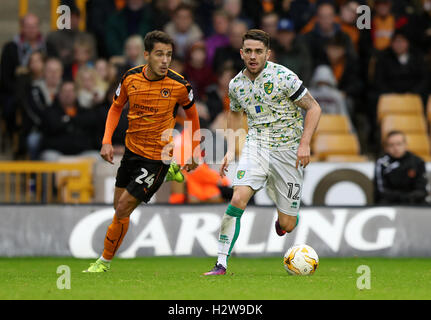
[220,81,243,177]
[100,78,128,164]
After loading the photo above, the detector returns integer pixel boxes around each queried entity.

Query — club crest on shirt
[237,170,245,179]
[115,83,121,97]
[264,81,273,94]
[160,88,171,98]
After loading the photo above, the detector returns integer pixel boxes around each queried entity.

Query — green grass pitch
[1,257,430,300]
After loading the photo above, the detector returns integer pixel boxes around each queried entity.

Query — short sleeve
[229,80,242,112]
[179,82,195,110]
[112,76,129,108]
[283,71,307,102]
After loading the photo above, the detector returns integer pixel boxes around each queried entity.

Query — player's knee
[116,197,137,219]
[230,193,247,210]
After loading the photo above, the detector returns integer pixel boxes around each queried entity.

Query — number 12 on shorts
[135,168,155,187]
[287,182,301,200]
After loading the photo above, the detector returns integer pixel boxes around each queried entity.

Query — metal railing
[0,160,94,203]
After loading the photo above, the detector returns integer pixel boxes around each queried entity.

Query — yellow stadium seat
[312,133,360,160]
[380,114,427,141]
[315,114,351,135]
[404,133,431,159]
[377,94,424,123]
[325,155,369,162]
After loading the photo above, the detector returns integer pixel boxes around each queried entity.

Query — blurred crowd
[0,0,430,164]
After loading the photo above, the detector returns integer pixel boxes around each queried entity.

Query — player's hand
[100,144,114,164]
[296,143,310,169]
[220,151,234,178]
[182,158,199,172]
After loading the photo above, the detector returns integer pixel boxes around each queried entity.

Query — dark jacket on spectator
[302,24,355,69]
[105,4,154,57]
[373,47,428,98]
[212,45,244,74]
[40,101,98,155]
[374,151,428,204]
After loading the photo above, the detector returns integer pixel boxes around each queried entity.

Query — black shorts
[115,148,170,203]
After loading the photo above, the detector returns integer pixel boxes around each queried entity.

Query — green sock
[217,204,244,268]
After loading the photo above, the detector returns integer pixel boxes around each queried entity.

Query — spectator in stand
[94,82,128,155]
[85,0,117,58]
[13,50,45,158]
[373,29,428,101]
[0,13,45,142]
[111,35,146,76]
[339,0,361,51]
[212,19,248,74]
[371,0,396,51]
[261,12,280,40]
[39,81,99,161]
[21,57,63,159]
[308,65,352,119]
[205,9,231,67]
[275,18,312,86]
[184,41,217,101]
[275,0,316,33]
[70,33,97,80]
[223,0,253,28]
[374,130,428,205]
[302,2,355,68]
[94,58,110,89]
[324,34,362,104]
[204,66,236,124]
[75,66,107,109]
[105,0,154,57]
[164,3,203,59]
[419,0,431,53]
[151,0,182,30]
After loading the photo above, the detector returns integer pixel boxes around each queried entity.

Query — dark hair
[144,30,174,53]
[174,3,194,15]
[242,29,271,49]
[385,130,406,142]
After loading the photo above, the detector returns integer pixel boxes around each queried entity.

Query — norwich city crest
[264,81,273,94]
[237,170,245,179]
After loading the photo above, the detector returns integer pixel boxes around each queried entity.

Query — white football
[283,244,319,275]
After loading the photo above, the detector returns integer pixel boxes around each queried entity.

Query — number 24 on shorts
[135,168,155,187]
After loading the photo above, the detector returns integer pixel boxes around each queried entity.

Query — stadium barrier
[0,160,94,203]
[1,205,430,258]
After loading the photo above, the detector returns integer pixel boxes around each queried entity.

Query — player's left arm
[180,83,202,172]
[294,91,321,168]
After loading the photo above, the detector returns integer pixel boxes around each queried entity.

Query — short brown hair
[242,29,270,49]
[385,130,406,143]
[144,30,174,53]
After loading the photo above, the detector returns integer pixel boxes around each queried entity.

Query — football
[283,244,319,275]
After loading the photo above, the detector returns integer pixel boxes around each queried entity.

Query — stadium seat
[312,133,360,160]
[377,94,424,123]
[404,133,431,160]
[380,114,427,141]
[315,114,351,135]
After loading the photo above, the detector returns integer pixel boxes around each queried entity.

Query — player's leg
[267,149,303,236]
[84,151,169,272]
[101,189,140,261]
[275,209,299,236]
[204,186,255,275]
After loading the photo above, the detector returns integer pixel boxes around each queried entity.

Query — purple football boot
[275,219,287,236]
[204,263,226,276]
